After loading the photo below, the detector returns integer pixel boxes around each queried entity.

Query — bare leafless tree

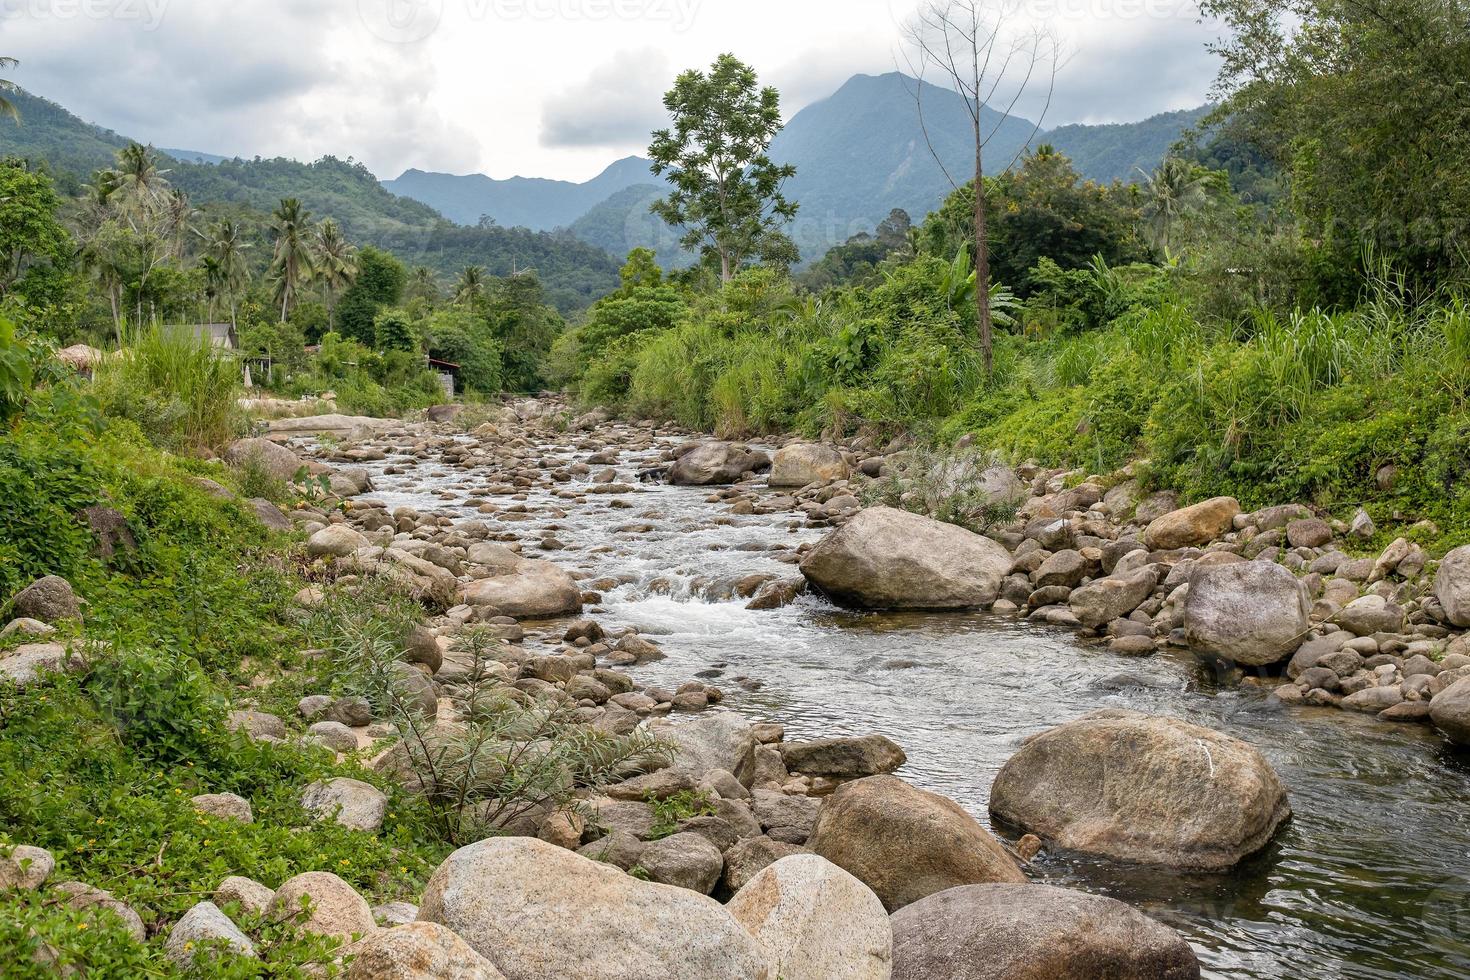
[903,0,1063,376]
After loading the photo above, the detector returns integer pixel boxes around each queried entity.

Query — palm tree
[1139,157,1212,255]
[200,256,224,322]
[408,265,440,302]
[111,143,170,220]
[161,188,196,259]
[0,57,19,122]
[269,198,312,322]
[310,219,357,329]
[200,219,251,330]
[454,265,485,305]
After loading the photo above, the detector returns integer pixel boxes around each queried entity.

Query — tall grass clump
[94,324,243,453]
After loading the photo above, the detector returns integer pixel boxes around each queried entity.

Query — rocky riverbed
[9,397,1470,978]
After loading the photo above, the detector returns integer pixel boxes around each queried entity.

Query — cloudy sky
[0,0,1220,182]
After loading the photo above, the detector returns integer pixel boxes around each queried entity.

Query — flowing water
[357,429,1470,979]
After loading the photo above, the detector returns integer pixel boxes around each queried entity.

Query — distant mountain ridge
[380,72,1210,266]
[383,155,660,231]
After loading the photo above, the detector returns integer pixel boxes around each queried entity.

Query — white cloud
[540,47,672,148]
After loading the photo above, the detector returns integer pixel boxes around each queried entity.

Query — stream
[353,427,1470,980]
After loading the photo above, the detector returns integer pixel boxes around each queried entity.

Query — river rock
[225,437,310,482]
[345,922,507,979]
[300,778,388,832]
[460,559,583,618]
[1183,562,1310,666]
[728,854,892,980]
[52,881,145,940]
[191,792,254,823]
[1429,677,1470,744]
[267,872,375,943]
[778,734,906,777]
[807,774,1024,911]
[799,507,1014,610]
[1143,497,1241,550]
[1067,568,1157,629]
[215,876,274,916]
[1436,546,1470,627]
[890,883,1199,980]
[418,836,771,979]
[10,576,82,623]
[1334,595,1405,636]
[721,838,808,893]
[769,444,850,487]
[167,901,257,968]
[658,712,758,785]
[307,524,369,558]
[638,832,724,894]
[669,442,771,486]
[0,845,54,890]
[0,642,87,688]
[989,709,1290,870]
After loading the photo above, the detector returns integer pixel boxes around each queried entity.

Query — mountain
[162,148,230,165]
[567,183,692,268]
[383,155,661,230]
[1048,106,1213,183]
[0,89,620,311]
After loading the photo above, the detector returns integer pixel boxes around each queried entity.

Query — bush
[92,324,243,453]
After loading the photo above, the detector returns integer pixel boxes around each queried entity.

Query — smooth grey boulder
[300,778,388,832]
[989,709,1290,871]
[1430,677,1470,745]
[890,883,1199,980]
[668,442,770,486]
[166,901,256,968]
[778,734,906,777]
[460,559,582,618]
[418,837,772,979]
[1436,546,1470,627]
[10,576,82,623]
[800,507,1014,610]
[769,444,850,487]
[344,922,506,979]
[1068,568,1157,629]
[1184,561,1310,666]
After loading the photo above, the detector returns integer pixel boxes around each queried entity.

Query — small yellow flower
[174,788,182,795]
[77,923,89,931]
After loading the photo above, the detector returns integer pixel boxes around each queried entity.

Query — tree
[336,246,405,344]
[199,219,251,330]
[1200,0,1470,288]
[111,143,170,219]
[373,308,418,353]
[311,218,358,329]
[1139,157,1213,254]
[904,0,1062,375]
[454,266,485,305]
[0,57,19,122]
[269,198,312,323]
[0,161,72,301]
[407,265,440,303]
[648,53,798,283]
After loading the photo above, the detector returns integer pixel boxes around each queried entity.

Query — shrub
[92,324,243,453]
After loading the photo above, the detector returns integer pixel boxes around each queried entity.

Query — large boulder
[638,832,724,894]
[989,709,1290,871]
[307,524,370,559]
[657,712,758,785]
[779,734,906,777]
[267,872,375,943]
[806,774,1024,911]
[890,883,1199,980]
[799,507,1014,610]
[668,442,771,486]
[0,643,87,688]
[769,444,850,487]
[728,854,892,980]
[1429,677,1470,745]
[167,901,257,968]
[418,837,771,979]
[460,559,583,618]
[225,437,310,482]
[1436,546,1470,627]
[1067,568,1158,629]
[1143,497,1241,550]
[345,922,506,979]
[1183,562,1310,666]
[300,778,388,832]
[10,576,82,623]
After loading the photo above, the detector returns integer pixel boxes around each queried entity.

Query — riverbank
[6,397,1470,977]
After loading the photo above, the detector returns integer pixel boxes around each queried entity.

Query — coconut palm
[408,265,440,302]
[311,219,357,328]
[454,266,485,305]
[1139,157,1212,255]
[160,188,196,259]
[200,219,251,330]
[111,143,170,220]
[269,198,312,322]
[0,57,19,122]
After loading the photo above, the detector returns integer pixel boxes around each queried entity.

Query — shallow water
[360,431,1470,979]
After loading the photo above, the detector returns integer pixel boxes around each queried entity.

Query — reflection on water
[358,432,1470,980]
